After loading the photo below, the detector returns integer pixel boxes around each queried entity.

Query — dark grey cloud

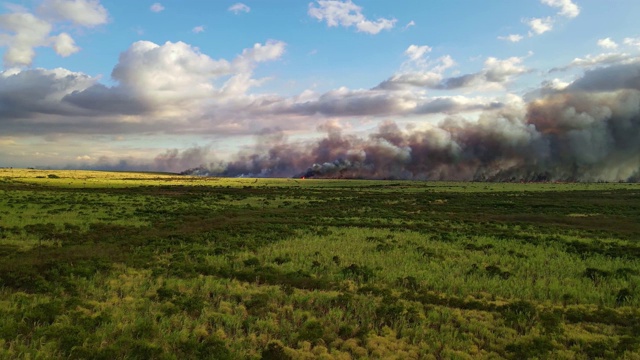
[0,68,94,118]
[63,84,150,115]
[416,97,504,114]
[566,61,640,92]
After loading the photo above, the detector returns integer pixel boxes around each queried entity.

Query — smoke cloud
[180,62,640,182]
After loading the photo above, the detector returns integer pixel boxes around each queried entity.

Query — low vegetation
[1,168,639,359]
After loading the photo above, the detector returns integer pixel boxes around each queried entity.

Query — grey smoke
[183,62,640,182]
[74,145,213,173]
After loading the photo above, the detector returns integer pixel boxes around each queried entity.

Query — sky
[1,0,640,179]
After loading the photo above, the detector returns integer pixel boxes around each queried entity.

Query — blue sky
[1,0,640,174]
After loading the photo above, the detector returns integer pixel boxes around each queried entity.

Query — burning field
[183,62,640,182]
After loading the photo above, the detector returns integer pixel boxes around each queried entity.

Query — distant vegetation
[1,168,639,359]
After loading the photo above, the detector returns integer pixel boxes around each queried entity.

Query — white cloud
[308,0,396,35]
[228,3,250,14]
[279,86,503,118]
[238,40,286,64]
[51,32,79,56]
[550,53,633,72]
[498,34,523,43]
[0,39,293,137]
[403,20,415,31]
[404,45,431,63]
[111,41,232,102]
[381,55,529,91]
[597,37,618,50]
[39,0,109,27]
[65,39,286,120]
[624,37,640,48]
[192,26,205,34]
[150,3,164,13]
[0,0,108,66]
[541,0,580,18]
[376,52,456,90]
[546,78,570,90]
[287,87,417,116]
[526,17,553,36]
[0,12,52,66]
[376,72,443,90]
[483,56,529,83]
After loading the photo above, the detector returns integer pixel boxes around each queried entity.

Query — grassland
[1,168,639,359]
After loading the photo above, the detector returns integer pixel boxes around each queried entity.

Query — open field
[1,168,640,359]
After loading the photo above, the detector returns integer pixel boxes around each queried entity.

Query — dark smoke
[184,62,640,182]
[72,146,212,173]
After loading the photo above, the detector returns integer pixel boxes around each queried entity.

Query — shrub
[298,320,324,344]
[505,336,555,359]
[243,257,260,267]
[616,288,633,306]
[178,337,233,360]
[500,300,537,334]
[341,264,375,282]
[584,267,611,282]
[261,341,291,360]
[539,310,564,335]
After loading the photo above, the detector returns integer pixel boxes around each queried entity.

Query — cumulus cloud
[67,41,234,114]
[404,44,431,63]
[242,40,286,62]
[379,55,529,91]
[482,56,529,83]
[526,17,553,36]
[0,67,109,135]
[51,32,79,56]
[0,12,52,66]
[374,47,455,91]
[150,3,164,13]
[597,37,618,50]
[192,26,205,34]
[228,3,250,14]
[550,53,633,72]
[0,0,108,66]
[523,78,570,101]
[541,0,580,18]
[285,87,417,117]
[517,1,578,39]
[0,39,291,137]
[498,34,523,43]
[272,85,506,119]
[624,37,640,48]
[565,61,640,92]
[308,0,396,35]
[38,0,109,27]
[376,72,443,90]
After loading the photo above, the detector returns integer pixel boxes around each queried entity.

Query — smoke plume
[188,62,640,181]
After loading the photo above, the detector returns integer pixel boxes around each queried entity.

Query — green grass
[1,168,640,359]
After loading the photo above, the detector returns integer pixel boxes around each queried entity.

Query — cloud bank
[308,0,396,35]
